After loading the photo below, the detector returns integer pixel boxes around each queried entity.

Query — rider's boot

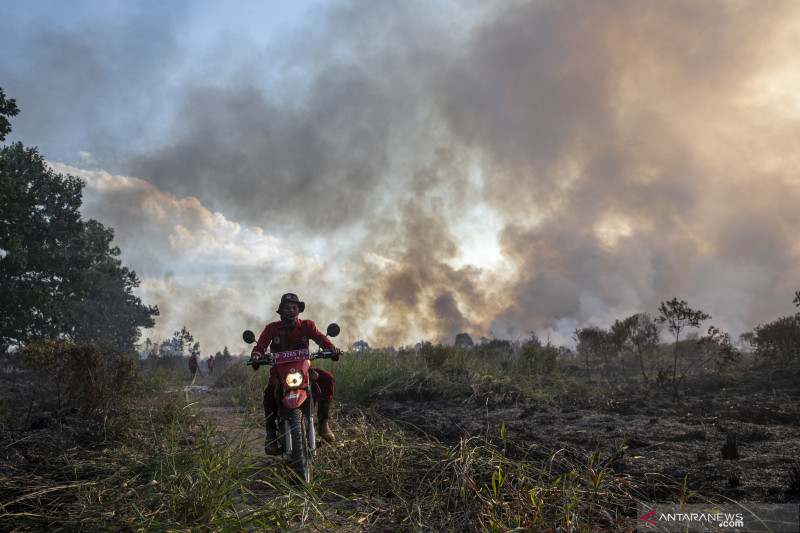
[265,411,281,455]
[317,399,335,443]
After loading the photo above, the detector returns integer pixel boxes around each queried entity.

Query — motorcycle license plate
[272,348,310,364]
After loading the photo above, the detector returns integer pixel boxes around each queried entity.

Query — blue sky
[2,0,327,166]
[2,0,800,354]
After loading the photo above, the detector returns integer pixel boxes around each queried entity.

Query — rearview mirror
[326,323,340,338]
[242,330,256,344]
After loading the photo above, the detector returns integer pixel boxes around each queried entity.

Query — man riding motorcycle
[249,293,342,455]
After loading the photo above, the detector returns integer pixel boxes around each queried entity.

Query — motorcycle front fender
[282,388,308,409]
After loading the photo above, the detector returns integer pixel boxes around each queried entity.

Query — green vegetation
[750,315,800,365]
[0,88,19,142]
[656,298,712,401]
[18,340,141,417]
[312,338,563,407]
[0,88,158,355]
[570,298,760,403]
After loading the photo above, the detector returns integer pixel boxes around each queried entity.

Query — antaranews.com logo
[637,503,799,532]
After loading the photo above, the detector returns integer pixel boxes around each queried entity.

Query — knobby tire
[288,407,310,483]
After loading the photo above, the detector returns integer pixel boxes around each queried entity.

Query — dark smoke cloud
[128,0,800,345]
[124,1,457,234]
[1,1,185,167]
[7,0,800,349]
[429,0,800,341]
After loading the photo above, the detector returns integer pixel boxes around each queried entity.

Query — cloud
[431,0,800,341]
[0,1,186,167]
[15,0,800,350]
[50,164,335,351]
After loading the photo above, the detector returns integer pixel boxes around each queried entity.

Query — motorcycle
[242,323,340,483]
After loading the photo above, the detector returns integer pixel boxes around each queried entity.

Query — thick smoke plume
[7,0,800,350]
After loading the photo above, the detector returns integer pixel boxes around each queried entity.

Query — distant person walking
[207,354,215,375]
[189,351,199,382]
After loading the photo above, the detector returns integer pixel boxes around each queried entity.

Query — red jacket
[251,319,336,359]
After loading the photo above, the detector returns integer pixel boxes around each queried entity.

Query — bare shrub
[471,338,515,367]
[16,340,140,417]
[418,342,449,370]
[720,433,739,460]
[751,316,800,366]
[517,338,558,376]
[788,463,800,493]
[657,298,711,402]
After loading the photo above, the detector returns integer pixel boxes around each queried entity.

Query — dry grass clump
[8,340,140,419]
[297,410,690,532]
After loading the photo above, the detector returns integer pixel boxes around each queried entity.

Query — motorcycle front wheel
[287,407,310,483]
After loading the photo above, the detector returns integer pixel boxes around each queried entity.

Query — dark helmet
[276,292,305,314]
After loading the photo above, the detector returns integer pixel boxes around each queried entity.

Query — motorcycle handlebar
[244,350,334,366]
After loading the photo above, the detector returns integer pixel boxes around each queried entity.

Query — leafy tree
[611,313,660,382]
[0,88,19,142]
[574,326,617,378]
[142,337,154,352]
[471,338,515,366]
[518,337,558,376]
[177,326,198,354]
[794,290,800,319]
[0,90,157,353]
[696,325,740,370]
[353,340,371,352]
[67,220,159,350]
[159,339,174,355]
[738,331,755,351]
[657,298,711,401]
[214,345,233,365]
[750,289,800,365]
[454,332,474,350]
[166,327,197,355]
[1,143,86,349]
[750,315,800,365]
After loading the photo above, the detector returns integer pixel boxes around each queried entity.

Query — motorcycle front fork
[280,386,316,458]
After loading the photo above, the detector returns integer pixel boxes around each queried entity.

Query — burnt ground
[368,367,800,505]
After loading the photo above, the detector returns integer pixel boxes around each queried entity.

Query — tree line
[0,88,158,355]
[572,294,800,400]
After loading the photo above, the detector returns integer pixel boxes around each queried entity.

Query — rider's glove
[250,353,261,371]
[330,347,342,361]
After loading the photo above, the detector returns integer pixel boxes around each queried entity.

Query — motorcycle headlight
[285,371,303,387]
